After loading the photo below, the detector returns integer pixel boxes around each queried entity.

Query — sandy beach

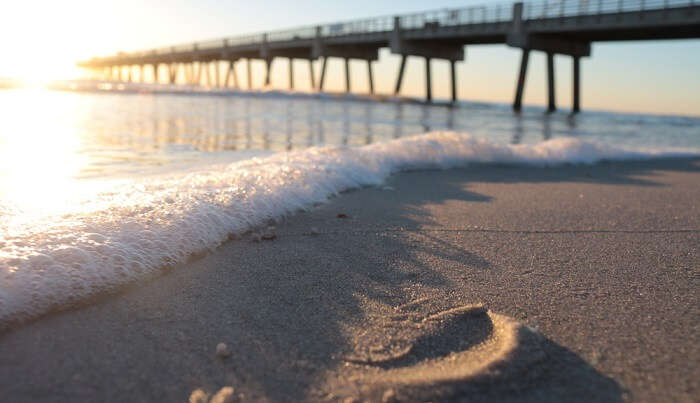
[1,158,698,402]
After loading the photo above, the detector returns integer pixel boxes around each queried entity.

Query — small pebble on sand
[381,388,397,403]
[261,231,277,241]
[216,342,231,358]
[337,213,349,219]
[210,386,236,403]
[189,388,209,403]
[309,227,320,235]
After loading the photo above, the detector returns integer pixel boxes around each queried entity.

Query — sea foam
[0,132,697,326]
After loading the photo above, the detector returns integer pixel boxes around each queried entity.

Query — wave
[1,132,697,327]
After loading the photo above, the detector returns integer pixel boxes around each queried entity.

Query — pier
[79,0,700,113]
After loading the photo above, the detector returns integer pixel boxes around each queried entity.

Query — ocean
[1,83,698,325]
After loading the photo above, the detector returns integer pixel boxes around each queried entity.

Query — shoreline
[1,158,698,402]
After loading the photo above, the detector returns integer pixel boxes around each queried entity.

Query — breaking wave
[1,132,697,326]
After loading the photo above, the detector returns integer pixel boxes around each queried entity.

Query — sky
[1,0,699,116]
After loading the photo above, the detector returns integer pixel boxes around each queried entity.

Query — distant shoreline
[3,79,699,119]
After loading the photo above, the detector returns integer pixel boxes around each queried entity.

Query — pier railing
[92,0,697,60]
[524,0,696,19]
[398,3,515,30]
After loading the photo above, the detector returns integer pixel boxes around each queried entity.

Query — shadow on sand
[1,158,698,402]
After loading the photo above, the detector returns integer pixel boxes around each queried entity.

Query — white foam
[0,132,697,326]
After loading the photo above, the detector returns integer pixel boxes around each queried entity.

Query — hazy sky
[2,0,699,116]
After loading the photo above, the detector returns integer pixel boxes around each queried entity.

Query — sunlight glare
[0,89,99,217]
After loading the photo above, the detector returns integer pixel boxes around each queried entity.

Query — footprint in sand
[331,300,548,401]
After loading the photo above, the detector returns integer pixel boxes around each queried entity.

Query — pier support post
[367,60,374,95]
[225,61,235,88]
[215,61,220,87]
[289,58,295,90]
[450,60,457,103]
[395,55,406,96]
[140,65,145,83]
[247,59,252,89]
[319,57,328,91]
[425,57,432,102]
[169,64,177,84]
[572,56,580,113]
[513,49,530,112]
[345,58,351,93]
[232,61,239,88]
[265,59,272,86]
[203,62,210,86]
[192,62,202,85]
[153,64,159,83]
[309,60,315,90]
[547,52,556,113]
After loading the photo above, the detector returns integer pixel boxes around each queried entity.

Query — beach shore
[1,158,698,402]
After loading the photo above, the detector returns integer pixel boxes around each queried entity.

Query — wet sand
[0,158,698,402]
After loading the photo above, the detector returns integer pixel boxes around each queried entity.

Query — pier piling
[367,60,374,95]
[265,59,272,86]
[450,60,457,103]
[319,57,327,91]
[247,59,252,89]
[547,52,556,112]
[309,60,315,89]
[81,0,700,113]
[345,58,351,93]
[289,59,295,90]
[573,56,581,113]
[425,57,432,102]
[395,55,406,96]
[513,49,530,112]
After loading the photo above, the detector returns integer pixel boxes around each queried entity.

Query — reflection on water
[1,88,699,182]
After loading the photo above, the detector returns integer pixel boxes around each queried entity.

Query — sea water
[1,84,698,325]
